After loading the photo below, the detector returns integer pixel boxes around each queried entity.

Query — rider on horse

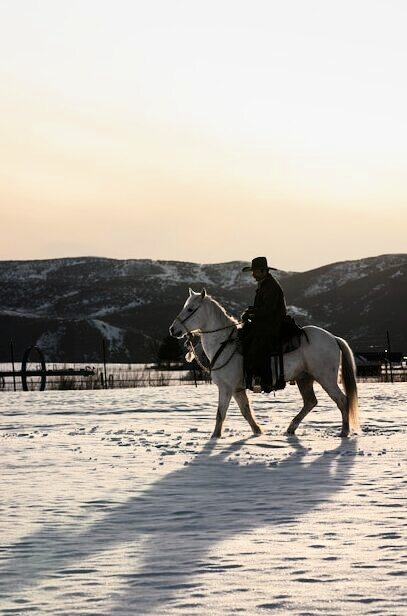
[241,256,287,391]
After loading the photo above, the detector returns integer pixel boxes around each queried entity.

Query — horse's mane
[205,294,239,325]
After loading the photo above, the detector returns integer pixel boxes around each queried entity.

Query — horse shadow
[0,435,356,614]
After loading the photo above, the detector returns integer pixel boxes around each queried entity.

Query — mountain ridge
[0,253,405,362]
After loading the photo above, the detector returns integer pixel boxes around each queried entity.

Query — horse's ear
[189,287,194,296]
[201,288,206,299]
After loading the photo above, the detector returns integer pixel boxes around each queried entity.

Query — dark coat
[241,272,287,376]
[252,273,287,338]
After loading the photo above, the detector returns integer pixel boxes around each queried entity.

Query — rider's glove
[241,308,256,322]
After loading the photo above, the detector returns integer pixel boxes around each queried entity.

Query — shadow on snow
[0,435,356,614]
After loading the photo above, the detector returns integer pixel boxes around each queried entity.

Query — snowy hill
[0,254,405,362]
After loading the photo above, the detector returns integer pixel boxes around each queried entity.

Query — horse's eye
[187,308,193,313]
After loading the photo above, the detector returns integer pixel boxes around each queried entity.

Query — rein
[185,327,240,373]
[209,327,237,370]
[199,324,238,334]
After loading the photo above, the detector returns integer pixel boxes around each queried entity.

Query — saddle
[280,315,307,353]
[242,315,308,393]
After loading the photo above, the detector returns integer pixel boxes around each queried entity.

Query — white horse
[169,288,359,439]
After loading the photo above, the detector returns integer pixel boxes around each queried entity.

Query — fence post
[102,338,108,389]
[386,330,393,384]
[10,339,16,392]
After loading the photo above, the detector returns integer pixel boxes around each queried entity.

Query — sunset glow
[1,0,406,270]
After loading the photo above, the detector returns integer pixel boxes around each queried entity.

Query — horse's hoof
[286,426,296,435]
[252,427,263,436]
[339,430,350,438]
[211,433,221,439]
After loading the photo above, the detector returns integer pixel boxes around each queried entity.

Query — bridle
[174,298,240,335]
[174,298,241,372]
[174,299,204,335]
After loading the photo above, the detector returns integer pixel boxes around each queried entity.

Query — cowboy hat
[242,256,277,272]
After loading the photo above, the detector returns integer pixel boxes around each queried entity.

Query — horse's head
[169,288,207,338]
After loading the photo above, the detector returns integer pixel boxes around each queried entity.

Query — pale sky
[0,0,406,271]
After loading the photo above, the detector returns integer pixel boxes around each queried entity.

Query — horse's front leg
[211,386,233,439]
[233,388,262,435]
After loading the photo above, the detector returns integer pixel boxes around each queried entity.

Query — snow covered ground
[0,383,406,615]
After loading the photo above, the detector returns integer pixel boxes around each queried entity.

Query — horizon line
[0,252,405,274]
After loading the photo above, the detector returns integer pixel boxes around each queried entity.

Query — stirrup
[252,377,262,393]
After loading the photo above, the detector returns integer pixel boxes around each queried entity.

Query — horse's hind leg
[287,377,318,435]
[320,381,350,436]
[233,388,262,435]
[211,386,233,439]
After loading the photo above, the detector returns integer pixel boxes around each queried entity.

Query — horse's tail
[336,337,360,430]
